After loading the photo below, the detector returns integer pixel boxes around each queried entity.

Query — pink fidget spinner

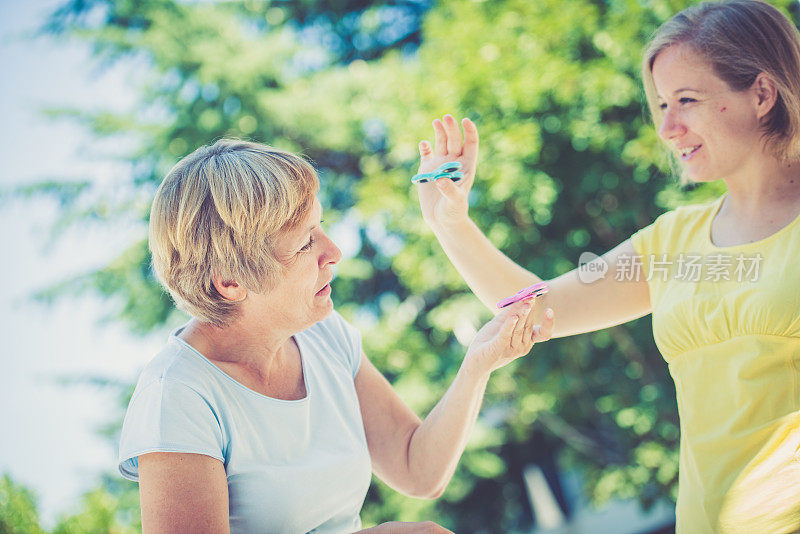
[497,282,549,309]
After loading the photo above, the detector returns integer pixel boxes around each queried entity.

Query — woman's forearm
[404,364,491,498]
[432,217,541,313]
[380,298,550,498]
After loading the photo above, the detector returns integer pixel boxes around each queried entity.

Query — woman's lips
[681,145,701,161]
[315,283,331,296]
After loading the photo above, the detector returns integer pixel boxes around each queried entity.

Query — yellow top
[630,195,800,533]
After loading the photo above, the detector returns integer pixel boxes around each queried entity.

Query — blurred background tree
[7,0,798,532]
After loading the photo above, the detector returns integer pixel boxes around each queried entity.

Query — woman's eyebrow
[673,87,703,94]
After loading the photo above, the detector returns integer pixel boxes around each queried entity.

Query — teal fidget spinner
[411,161,464,184]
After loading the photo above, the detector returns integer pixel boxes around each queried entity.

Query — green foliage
[22,0,800,532]
[0,475,46,534]
[50,485,139,534]
[0,471,142,534]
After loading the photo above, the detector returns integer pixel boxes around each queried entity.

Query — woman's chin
[312,299,335,321]
[683,168,721,185]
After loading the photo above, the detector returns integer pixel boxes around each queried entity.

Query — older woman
[117,139,555,533]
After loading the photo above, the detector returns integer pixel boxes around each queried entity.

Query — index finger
[461,118,479,188]
[520,296,538,337]
[443,114,463,156]
[496,297,529,320]
[433,119,447,156]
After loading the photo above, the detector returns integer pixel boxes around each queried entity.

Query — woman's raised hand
[417,115,479,230]
[464,299,555,377]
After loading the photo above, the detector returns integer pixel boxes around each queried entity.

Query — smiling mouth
[680,145,701,161]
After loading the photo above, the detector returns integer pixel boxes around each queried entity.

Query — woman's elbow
[423,485,447,500]
[404,480,448,500]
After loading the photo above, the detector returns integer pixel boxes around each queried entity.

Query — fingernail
[545,309,554,319]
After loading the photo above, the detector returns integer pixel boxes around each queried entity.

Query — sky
[0,0,166,527]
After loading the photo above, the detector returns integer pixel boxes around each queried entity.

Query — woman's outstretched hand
[359,521,454,533]
[464,298,555,377]
[417,115,479,230]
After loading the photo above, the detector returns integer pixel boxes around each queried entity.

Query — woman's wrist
[429,213,473,239]
[457,358,493,388]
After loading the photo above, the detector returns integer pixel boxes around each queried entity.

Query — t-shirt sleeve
[630,213,661,258]
[629,208,681,274]
[328,311,363,379]
[629,207,691,308]
[118,378,225,481]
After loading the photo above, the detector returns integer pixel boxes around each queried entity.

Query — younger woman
[416,1,800,531]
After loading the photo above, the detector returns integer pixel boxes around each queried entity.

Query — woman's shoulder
[132,332,218,397]
[631,196,722,253]
[652,196,722,226]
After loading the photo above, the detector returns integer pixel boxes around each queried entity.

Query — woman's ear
[753,72,778,120]
[212,274,247,302]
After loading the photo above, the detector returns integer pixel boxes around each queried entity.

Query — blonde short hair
[149,139,319,326]
[642,0,800,166]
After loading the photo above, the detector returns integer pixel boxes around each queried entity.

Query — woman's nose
[320,233,342,266]
[658,107,686,141]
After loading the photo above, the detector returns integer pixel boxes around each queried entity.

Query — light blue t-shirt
[118,311,372,533]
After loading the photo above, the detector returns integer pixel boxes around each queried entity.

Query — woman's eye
[659,102,668,110]
[300,236,314,252]
[679,97,696,104]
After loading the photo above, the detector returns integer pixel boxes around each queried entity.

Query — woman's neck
[179,317,293,377]
[721,155,800,217]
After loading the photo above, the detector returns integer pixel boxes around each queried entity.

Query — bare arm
[138,452,230,534]
[418,115,650,337]
[138,450,455,534]
[533,240,650,336]
[355,354,483,499]
[434,220,650,337]
[355,299,555,499]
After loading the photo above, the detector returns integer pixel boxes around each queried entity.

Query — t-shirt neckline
[706,194,800,250]
[170,326,311,404]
